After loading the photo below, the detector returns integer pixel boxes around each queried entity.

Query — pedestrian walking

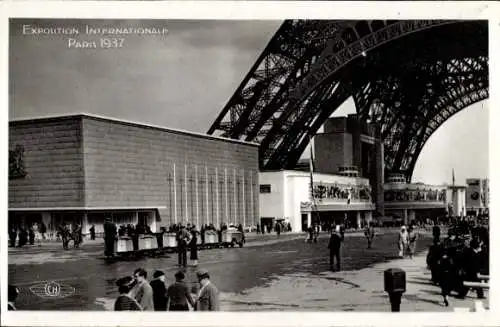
[89,224,96,240]
[58,223,70,250]
[195,268,220,311]
[166,271,195,311]
[104,218,117,257]
[190,226,199,266]
[276,222,281,238]
[426,241,442,284]
[33,222,41,243]
[432,223,441,244]
[438,250,455,307]
[306,226,314,244]
[9,226,17,247]
[177,225,191,267]
[73,223,82,249]
[17,227,28,247]
[40,221,47,240]
[407,226,418,259]
[398,226,409,258]
[237,224,246,244]
[130,268,154,311]
[364,222,375,249]
[313,224,319,243]
[28,226,35,245]
[150,270,168,311]
[328,225,343,272]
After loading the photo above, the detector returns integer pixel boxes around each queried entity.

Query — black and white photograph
[1,2,497,326]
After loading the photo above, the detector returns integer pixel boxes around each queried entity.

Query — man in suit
[195,268,220,311]
[177,225,191,267]
[328,225,343,272]
[166,271,194,311]
[462,239,487,299]
[130,268,154,311]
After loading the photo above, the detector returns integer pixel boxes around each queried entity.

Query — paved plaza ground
[8,228,488,311]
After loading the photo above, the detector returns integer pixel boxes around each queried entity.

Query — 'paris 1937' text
[67,38,125,49]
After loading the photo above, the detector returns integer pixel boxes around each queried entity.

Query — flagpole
[309,133,316,228]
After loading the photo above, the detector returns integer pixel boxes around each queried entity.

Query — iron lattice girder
[255,20,461,163]
[208,20,488,177]
[405,87,489,181]
[363,55,488,174]
[209,20,345,140]
[359,56,488,143]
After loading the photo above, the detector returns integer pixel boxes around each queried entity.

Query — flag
[452,169,455,186]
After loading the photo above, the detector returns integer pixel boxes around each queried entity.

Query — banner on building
[466,179,482,207]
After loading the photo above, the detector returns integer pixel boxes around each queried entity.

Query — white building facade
[259,170,375,232]
[384,173,448,224]
[447,186,467,217]
[466,178,489,216]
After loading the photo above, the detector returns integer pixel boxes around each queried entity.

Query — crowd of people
[114,267,220,311]
[256,221,292,235]
[426,219,489,306]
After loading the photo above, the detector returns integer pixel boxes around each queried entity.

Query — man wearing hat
[166,271,195,311]
[195,268,220,311]
[114,276,142,311]
[328,225,343,272]
[150,270,168,311]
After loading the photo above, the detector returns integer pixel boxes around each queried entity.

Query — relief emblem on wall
[9,144,27,179]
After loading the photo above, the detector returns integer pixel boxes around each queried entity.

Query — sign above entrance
[312,183,372,202]
[384,188,446,203]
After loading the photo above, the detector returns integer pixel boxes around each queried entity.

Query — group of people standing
[256,221,291,235]
[8,222,47,248]
[57,222,84,250]
[114,268,220,311]
[176,224,199,267]
[397,225,419,259]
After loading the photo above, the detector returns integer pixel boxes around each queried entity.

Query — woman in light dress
[406,226,418,259]
[398,226,409,258]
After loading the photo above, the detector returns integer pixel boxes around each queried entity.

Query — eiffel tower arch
[208,20,488,182]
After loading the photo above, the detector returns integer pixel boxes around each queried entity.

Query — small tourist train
[109,226,245,260]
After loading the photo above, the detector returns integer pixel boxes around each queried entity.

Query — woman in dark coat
[438,250,455,306]
[190,227,199,266]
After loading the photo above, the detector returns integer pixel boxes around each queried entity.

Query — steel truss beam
[208,20,488,180]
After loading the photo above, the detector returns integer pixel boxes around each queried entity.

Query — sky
[9,19,489,186]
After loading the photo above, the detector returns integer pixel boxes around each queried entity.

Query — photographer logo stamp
[30,281,75,299]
